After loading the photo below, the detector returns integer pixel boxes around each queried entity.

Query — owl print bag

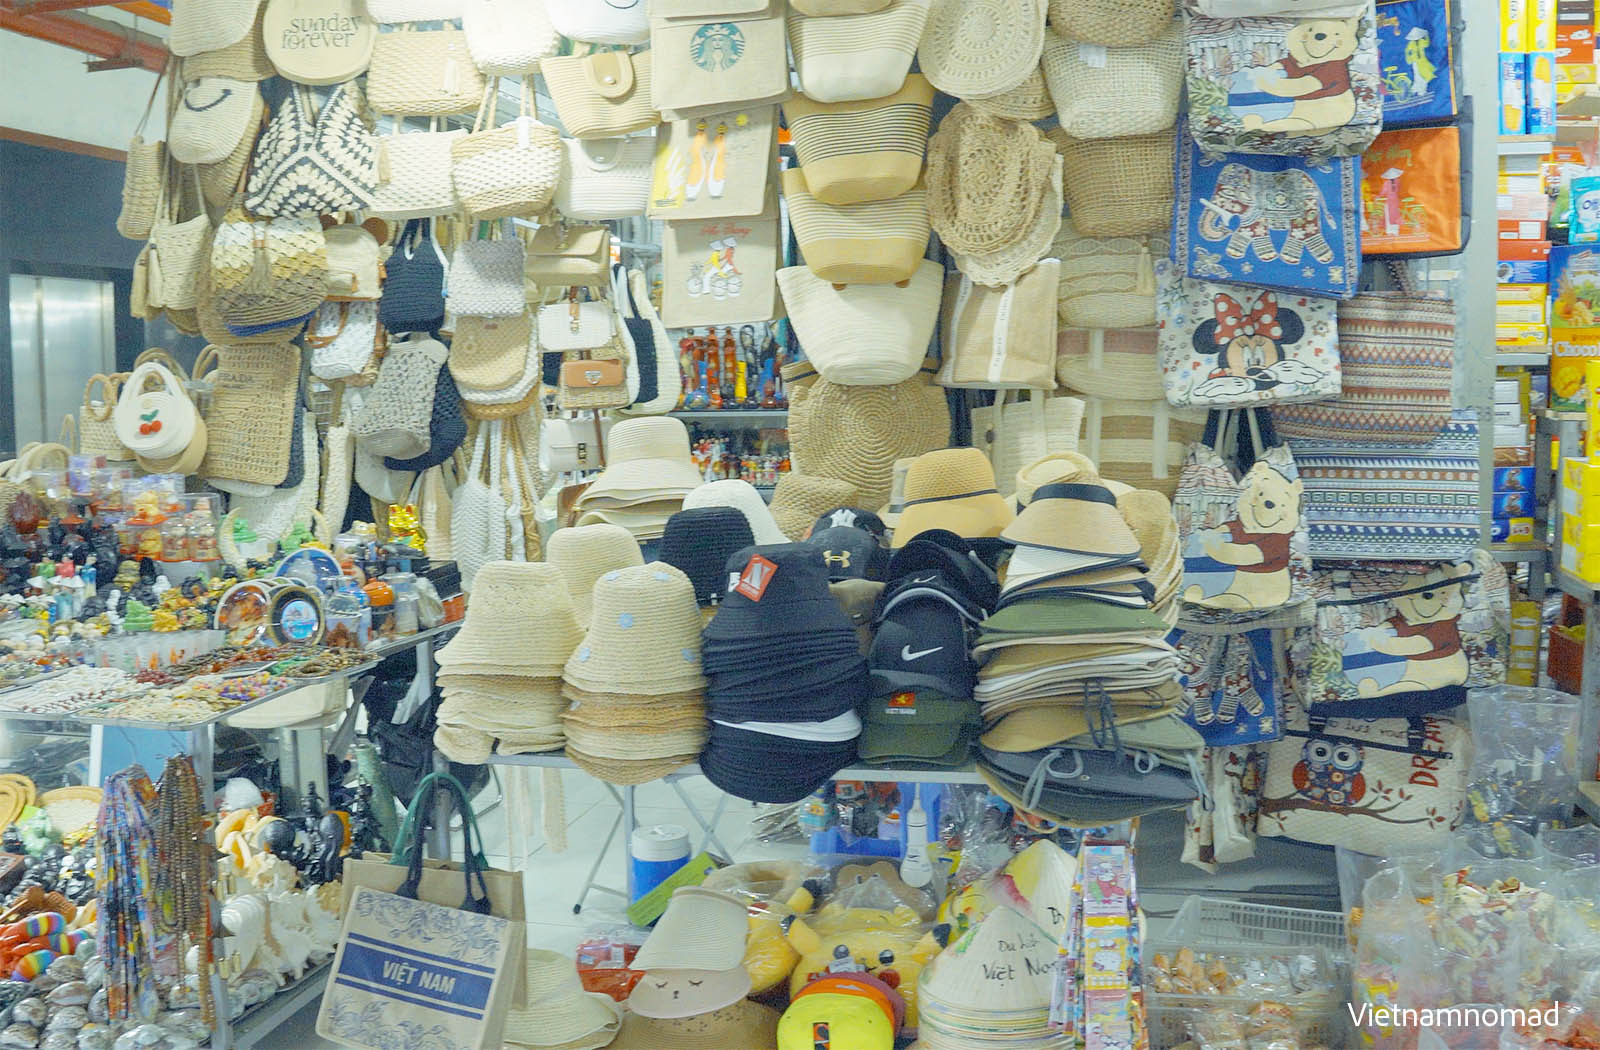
[1183,5,1384,159]
[1156,260,1340,408]
[1257,709,1470,855]
[1173,129,1361,299]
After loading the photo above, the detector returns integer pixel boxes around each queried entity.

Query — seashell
[43,1008,84,1032]
[129,1025,163,1048]
[43,986,86,1009]
[75,1025,112,1050]
[153,1015,203,1045]
[43,961,80,985]
[82,992,105,1027]
[75,966,98,997]
[0,1023,39,1048]
[39,1032,73,1050]
[11,1000,46,1028]
[66,947,89,964]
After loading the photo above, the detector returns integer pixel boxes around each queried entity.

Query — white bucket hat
[502,950,623,1050]
[436,562,585,676]
[917,0,1046,100]
[169,0,261,56]
[546,523,645,628]
[563,563,707,696]
[580,418,704,501]
[682,479,788,546]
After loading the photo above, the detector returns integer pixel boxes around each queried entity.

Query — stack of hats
[892,448,1015,549]
[681,478,788,545]
[561,563,709,786]
[700,544,869,802]
[805,507,890,583]
[878,457,916,533]
[502,950,623,1050]
[659,507,756,608]
[573,418,706,543]
[432,562,583,763]
[916,906,1071,1050]
[544,522,644,628]
[768,473,859,540]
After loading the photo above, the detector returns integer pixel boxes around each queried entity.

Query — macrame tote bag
[540,51,660,139]
[782,76,934,206]
[1042,22,1183,140]
[555,134,655,221]
[1155,261,1341,409]
[776,259,941,386]
[789,0,932,103]
[367,26,484,117]
[1053,129,1175,238]
[381,219,449,333]
[782,169,929,285]
[1048,0,1174,47]
[938,263,1061,390]
[370,124,465,219]
[245,80,378,218]
[1053,224,1159,330]
[462,0,561,76]
[211,204,329,331]
[546,0,648,44]
[147,164,212,313]
[307,301,382,381]
[352,335,449,458]
[447,224,528,318]
[450,81,562,220]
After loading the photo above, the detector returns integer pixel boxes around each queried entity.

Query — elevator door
[9,274,117,451]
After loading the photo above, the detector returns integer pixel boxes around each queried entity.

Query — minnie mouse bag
[1156,260,1341,408]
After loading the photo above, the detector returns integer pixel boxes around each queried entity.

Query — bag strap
[1386,260,1419,296]
[133,56,173,139]
[392,773,493,914]
[84,374,121,420]
[58,415,76,453]
[305,303,352,348]
[472,76,500,135]
[18,442,70,473]
[134,347,191,383]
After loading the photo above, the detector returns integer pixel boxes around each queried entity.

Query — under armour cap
[703,544,857,641]
[808,524,889,582]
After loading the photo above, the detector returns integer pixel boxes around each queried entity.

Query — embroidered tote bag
[1257,709,1470,855]
[937,262,1061,390]
[778,259,941,386]
[789,0,931,103]
[1173,626,1286,746]
[1175,409,1309,614]
[661,197,781,327]
[540,51,660,140]
[366,26,484,117]
[1173,131,1362,299]
[370,125,466,219]
[1302,550,1508,721]
[1358,124,1467,257]
[1286,412,1481,562]
[1375,0,1457,126]
[650,0,790,117]
[380,219,448,334]
[1183,7,1384,159]
[556,134,655,221]
[1156,261,1341,408]
[1272,290,1455,445]
[245,81,377,218]
[783,76,934,205]
[648,105,776,219]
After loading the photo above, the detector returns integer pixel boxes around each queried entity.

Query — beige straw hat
[1001,482,1141,557]
[967,65,1056,121]
[562,719,709,762]
[952,155,1063,288]
[567,748,701,786]
[891,447,1014,548]
[1117,488,1176,567]
[579,417,703,501]
[633,888,751,973]
[503,950,623,1050]
[436,562,585,676]
[917,0,1046,99]
[562,563,708,695]
[433,724,494,765]
[682,479,789,546]
[925,104,1057,258]
[768,474,859,541]
[546,523,645,629]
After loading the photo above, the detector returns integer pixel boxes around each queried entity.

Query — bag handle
[192,344,220,385]
[83,374,122,420]
[305,303,352,348]
[1386,260,1419,296]
[134,347,191,384]
[57,415,77,454]
[133,56,173,139]
[391,772,494,914]
[17,442,70,474]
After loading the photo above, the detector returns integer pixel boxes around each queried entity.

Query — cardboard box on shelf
[1508,600,1540,688]
[1532,0,1558,51]
[1557,60,1599,83]
[1563,456,1600,512]
[1495,402,1529,428]
[1557,23,1595,63]
[1497,466,1539,492]
[1500,240,1553,283]
[1558,0,1593,25]
[1559,511,1600,580]
[1501,218,1548,240]
[1553,335,1600,408]
[1499,322,1551,347]
[1493,516,1538,543]
[1503,51,1531,133]
[1499,283,1550,322]
[1528,52,1558,133]
[1505,0,1532,50]
[1552,245,1600,326]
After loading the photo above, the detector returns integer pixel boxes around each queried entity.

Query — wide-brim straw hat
[563,563,708,695]
[918,0,1046,100]
[546,523,645,629]
[1002,481,1141,559]
[503,951,624,1050]
[437,562,584,676]
[925,104,1057,258]
[434,725,494,765]
[609,1001,780,1050]
[967,65,1055,121]
[634,887,751,973]
[170,0,260,55]
[582,417,704,500]
[682,479,789,546]
[575,501,682,541]
[768,474,859,541]
[562,719,709,762]
[1117,488,1176,570]
[891,448,1014,548]
[562,684,707,725]
[879,458,917,528]
[952,157,1063,289]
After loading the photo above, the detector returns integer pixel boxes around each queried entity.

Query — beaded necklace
[95,767,160,1023]
[154,756,216,1028]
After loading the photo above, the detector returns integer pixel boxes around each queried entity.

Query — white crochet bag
[554,135,655,221]
[370,124,466,219]
[1042,23,1183,141]
[451,421,509,592]
[307,301,380,381]
[463,0,561,75]
[545,0,647,44]
[366,0,464,24]
[450,80,562,220]
[351,335,448,458]
[447,224,528,318]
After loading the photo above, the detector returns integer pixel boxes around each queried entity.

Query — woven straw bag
[147,165,213,313]
[938,261,1061,390]
[201,343,303,487]
[1056,328,1164,400]
[450,80,562,220]
[182,3,274,81]
[1048,0,1175,46]
[229,411,320,549]
[245,81,377,217]
[971,391,1085,498]
[793,0,890,11]
[555,134,654,221]
[463,0,561,75]
[925,103,1056,258]
[789,0,931,103]
[1053,223,1159,329]
[307,301,382,380]
[966,66,1055,121]
[371,124,466,219]
[546,0,648,44]
[210,201,328,329]
[783,76,933,206]
[451,312,532,389]
[353,335,449,458]
[1052,128,1174,237]
[541,51,660,139]
[558,358,630,410]
[782,169,929,285]
[525,223,612,291]
[1077,392,1204,497]
[777,259,941,386]
[367,26,484,116]
[447,224,527,318]
[1042,23,1182,139]
[786,358,951,508]
[80,375,133,461]
[451,421,509,591]
[118,64,172,241]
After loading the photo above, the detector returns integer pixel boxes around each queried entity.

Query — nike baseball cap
[868,597,974,698]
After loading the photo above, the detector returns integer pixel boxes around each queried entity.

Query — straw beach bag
[782,169,929,285]
[1041,23,1183,140]
[971,392,1085,498]
[1053,128,1174,238]
[789,0,931,102]
[1078,394,1205,497]
[1053,225,1159,329]
[80,375,132,461]
[541,51,660,140]
[367,26,484,117]
[1055,328,1165,400]
[777,259,941,385]
[1048,0,1175,47]
[783,76,934,205]
[555,135,655,221]
[147,165,213,313]
[118,63,172,241]
[201,343,304,488]
[451,80,562,220]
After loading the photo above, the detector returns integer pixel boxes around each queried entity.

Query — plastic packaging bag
[1465,687,1587,827]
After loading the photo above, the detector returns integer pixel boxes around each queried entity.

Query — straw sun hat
[502,950,623,1050]
[609,1001,780,1050]
[582,417,704,500]
[891,448,1014,548]
[436,561,584,677]
[768,474,859,541]
[545,523,645,628]
[562,563,707,696]
[917,0,1046,100]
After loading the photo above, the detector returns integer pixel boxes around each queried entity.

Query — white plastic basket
[1168,896,1349,957]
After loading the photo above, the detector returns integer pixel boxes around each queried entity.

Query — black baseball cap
[867,596,974,700]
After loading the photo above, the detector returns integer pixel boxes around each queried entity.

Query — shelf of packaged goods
[669,410,789,426]
[212,961,331,1050]
[1495,352,1552,367]
[1580,782,1600,823]
[1491,543,1547,564]
[488,752,989,786]
[1498,135,1555,156]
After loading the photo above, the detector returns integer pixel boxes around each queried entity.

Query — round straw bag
[1050,128,1174,238]
[785,357,951,508]
[81,374,133,461]
[1041,23,1182,140]
[1047,0,1175,47]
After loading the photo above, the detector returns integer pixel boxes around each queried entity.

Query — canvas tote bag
[650,0,790,117]
[661,196,781,327]
[647,105,776,219]
[938,262,1061,390]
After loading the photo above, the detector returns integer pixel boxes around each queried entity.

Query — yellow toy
[702,861,818,996]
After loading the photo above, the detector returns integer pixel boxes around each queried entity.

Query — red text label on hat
[733,554,778,601]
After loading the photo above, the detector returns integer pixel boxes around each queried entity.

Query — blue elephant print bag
[1374,0,1458,126]
[1174,128,1361,299]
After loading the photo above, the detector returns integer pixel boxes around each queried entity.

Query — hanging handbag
[1375,0,1458,127]
[558,358,630,410]
[937,261,1061,390]
[661,196,781,327]
[113,360,201,461]
[211,201,329,331]
[322,218,386,301]
[462,0,561,75]
[1055,328,1165,401]
[308,301,383,381]
[147,164,213,313]
[777,258,939,386]
[524,223,611,291]
[1182,6,1383,159]
[539,51,660,140]
[385,366,468,471]
[245,80,377,218]
[366,25,485,117]
[647,105,776,219]
[1173,627,1288,747]
[80,374,133,461]
[1077,394,1205,499]
[447,222,528,318]
[970,391,1085,499]
[1041,22,1183,140]
[1053,224,1159,330]
[650,0,790,118]
[371,123,467,219]
[201,343,304,488]
[364,0,463,21]
[380,219,448,333]
[1173,128,1362,299]
[1301,550,1508,722]
[353,334,449,458]
[169,77,263,165]
[1054,128,1174,238]
[545,0,648,44]
[118,62,171,241]
[788,0,931,103]
[263,0,376,85]
[1272,286,1456,446]
[539,415,610,472]
[618,267,681,414]
[451,312,532,392]
[1155,260,1342,409]
[555,134,654,221]
[782,77,933,206]
[782,170,928,285]
[537,294,624,358]
[451,79,562,220]
[181,2,275,83]
[451,421,509,591]
[1048,0,1173,47]
[1174,409,1310,614]
[1287,411,1481,562]
[1359,123,1469,258]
